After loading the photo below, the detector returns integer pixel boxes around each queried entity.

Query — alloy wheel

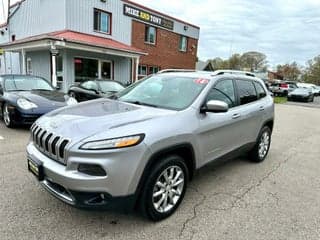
[3,104,11,126]
[152,166,185,213]
[258,131,270,159]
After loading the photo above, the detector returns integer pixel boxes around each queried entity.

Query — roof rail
[157,69,197,74]
[212,70,255,77]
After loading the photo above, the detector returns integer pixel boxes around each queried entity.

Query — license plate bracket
[28,158,44,181]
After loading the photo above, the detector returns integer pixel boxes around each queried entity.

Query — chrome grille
[31,123,70,165]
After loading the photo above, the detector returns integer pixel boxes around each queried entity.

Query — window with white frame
[179,35,188,52]
[138,65,147,77]
[145,25,156,44]
[94,9,112,34]
[149,66,160,75]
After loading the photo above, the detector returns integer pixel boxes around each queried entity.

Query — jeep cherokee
[27,70,274,221]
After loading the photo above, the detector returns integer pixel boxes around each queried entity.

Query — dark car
[287,88,314,102]
[68,80,125,102]
[0,75,78,128]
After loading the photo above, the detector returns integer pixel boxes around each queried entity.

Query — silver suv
[27,70,274,221]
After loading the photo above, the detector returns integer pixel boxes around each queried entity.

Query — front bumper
[26,141,150,210]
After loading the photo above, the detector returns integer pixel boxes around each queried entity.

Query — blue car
[0,75,77,128]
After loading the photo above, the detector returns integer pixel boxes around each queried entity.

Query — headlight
[80,134,145,150]
[66,97,78,105]
[17,98,38,110]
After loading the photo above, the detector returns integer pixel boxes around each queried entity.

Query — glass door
[100,61,112,80]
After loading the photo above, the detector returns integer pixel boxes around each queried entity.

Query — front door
[196,78,244,165]
[100,61,112,80]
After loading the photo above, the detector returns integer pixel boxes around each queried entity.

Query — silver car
[27,70,274,221]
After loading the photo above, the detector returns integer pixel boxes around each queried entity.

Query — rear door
[234,78,263,143]
[79,81,100,101]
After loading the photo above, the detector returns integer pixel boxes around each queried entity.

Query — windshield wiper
[125,101,158,108]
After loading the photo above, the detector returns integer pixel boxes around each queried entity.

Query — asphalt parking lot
[1,104,320,240]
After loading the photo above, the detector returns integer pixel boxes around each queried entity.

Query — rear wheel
[249,126,271,163]
[3,103,14,128]
[139,155,188,221]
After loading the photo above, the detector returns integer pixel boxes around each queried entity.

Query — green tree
[276,62,301,81]
[302,56,320,85]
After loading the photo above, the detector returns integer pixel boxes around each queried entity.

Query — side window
[81,81,98,91]
[254,82,267,99]
[237,80,258,105]
[207,79,236,108]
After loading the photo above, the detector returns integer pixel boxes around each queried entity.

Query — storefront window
[179,36,188,52]
[94,9,112,34]
[145,26,156,44]
[74,58,99,83]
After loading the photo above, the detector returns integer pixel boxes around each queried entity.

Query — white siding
[9,0,66,40]
[66,0,132,45]
[25,50,51,80]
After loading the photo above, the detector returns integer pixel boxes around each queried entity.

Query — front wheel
[2,103,14,128]
[139,155,188,221]
[249,126,271,163]
[68,91,77,100]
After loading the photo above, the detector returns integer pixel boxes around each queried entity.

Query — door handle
[232,113,241,119]
[259,106,265,111]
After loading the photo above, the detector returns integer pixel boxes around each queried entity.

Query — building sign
[123,4,174,30]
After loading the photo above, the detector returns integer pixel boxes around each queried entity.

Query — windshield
[4,76,54,92]
[99,81,125,93]
[117,75,209,110]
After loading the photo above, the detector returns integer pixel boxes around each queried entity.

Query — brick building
[0,0,200,92]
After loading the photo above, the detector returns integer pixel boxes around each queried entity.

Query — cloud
[132,0,320,67]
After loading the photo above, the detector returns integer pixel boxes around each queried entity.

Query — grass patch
[274,96,287,104]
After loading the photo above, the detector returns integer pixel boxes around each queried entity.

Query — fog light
[78,164,107,176]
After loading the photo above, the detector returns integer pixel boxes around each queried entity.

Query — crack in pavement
[179,151,296,239]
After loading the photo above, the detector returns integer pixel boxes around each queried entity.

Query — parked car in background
[27,70,274,221]
[68,80,125,102]
[270,82,296,96]
[297,83,320,96]
[287,88,314,102]
[0,75,77,128]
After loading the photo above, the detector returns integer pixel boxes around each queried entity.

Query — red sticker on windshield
[194,78,209,84]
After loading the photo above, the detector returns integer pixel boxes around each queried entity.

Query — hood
[36,99,175,143]
[9,90,68,109]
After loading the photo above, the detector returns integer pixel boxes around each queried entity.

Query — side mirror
[201,100,229,113]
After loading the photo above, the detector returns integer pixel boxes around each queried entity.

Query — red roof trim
[122,0,200,29]
[0,29,146,56]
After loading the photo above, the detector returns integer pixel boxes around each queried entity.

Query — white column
[50,46,58,87]
[131,58,135,83]
[21,49,26,74]
[135,57,140,82]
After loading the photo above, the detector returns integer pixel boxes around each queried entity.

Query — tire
[310,96,314,102]
[249,126,271,163]
[139,155,189,221]
[69,91,77,100]
[2,103,14,128]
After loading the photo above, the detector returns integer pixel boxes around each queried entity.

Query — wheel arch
[134,143,196,207]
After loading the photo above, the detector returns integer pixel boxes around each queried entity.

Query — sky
[1,0,320,68]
